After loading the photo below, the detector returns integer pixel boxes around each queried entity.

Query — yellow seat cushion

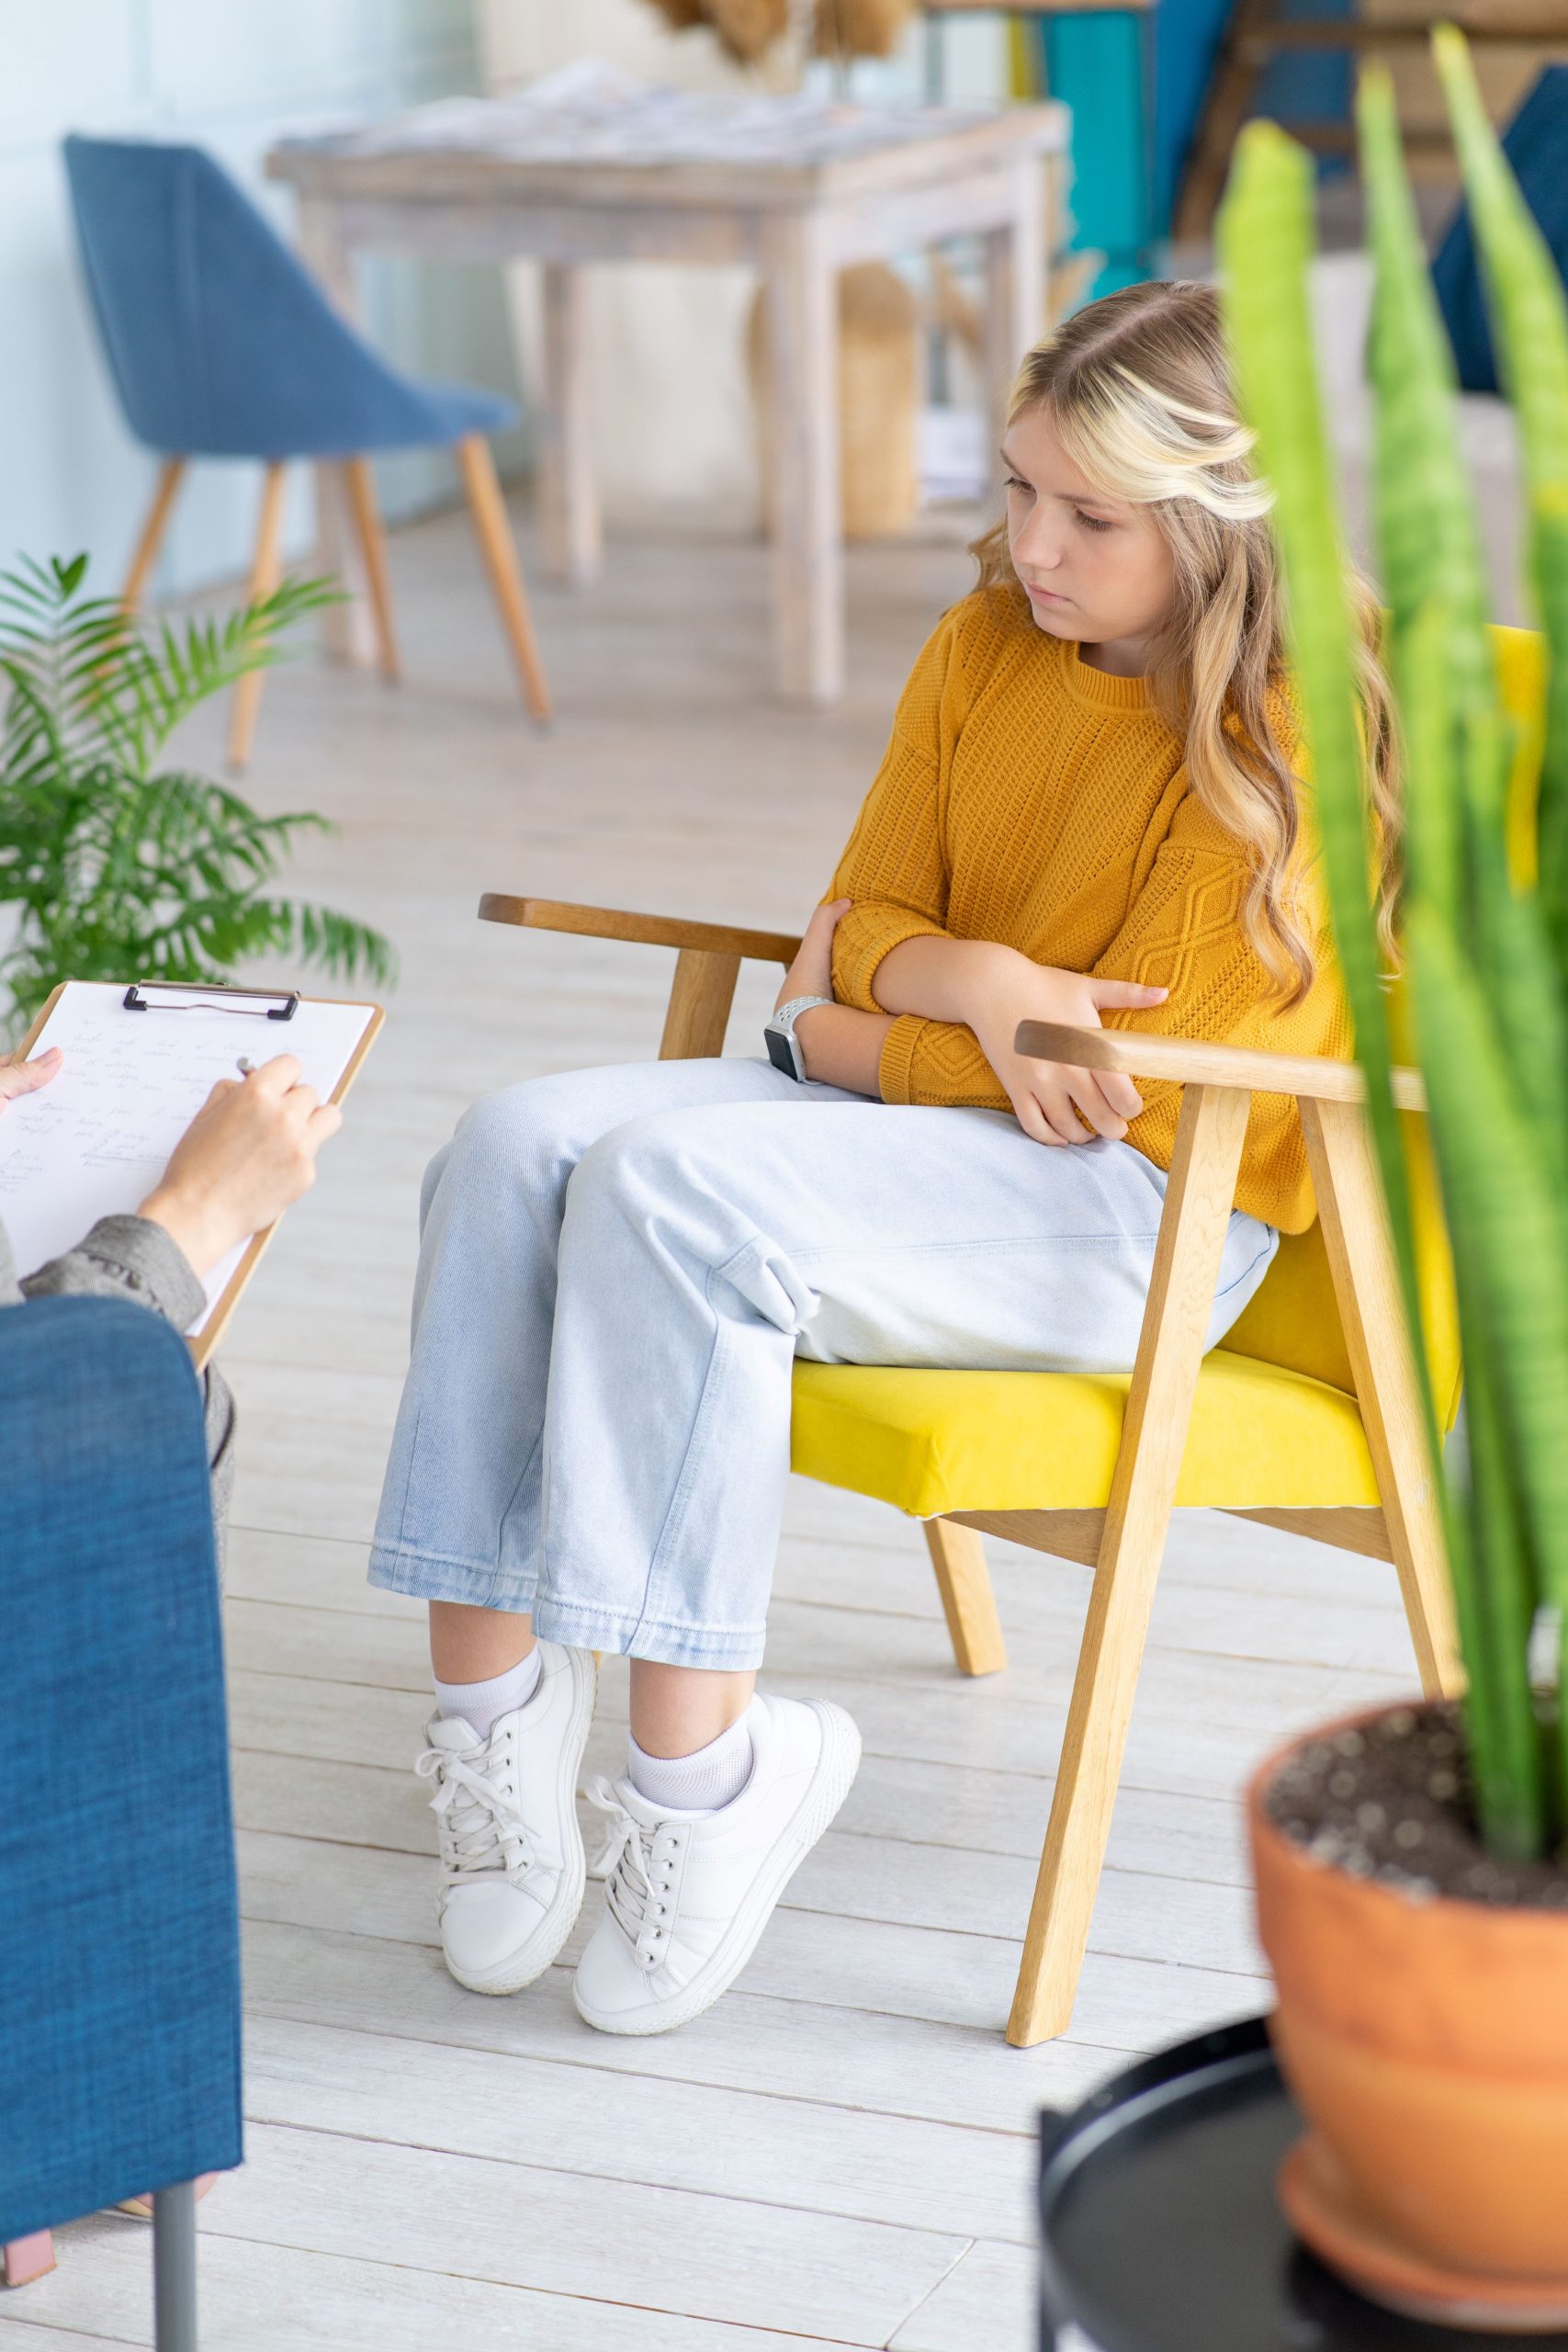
[790,1351,1377,1521]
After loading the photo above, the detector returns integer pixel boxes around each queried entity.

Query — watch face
[764,1026,797,1079]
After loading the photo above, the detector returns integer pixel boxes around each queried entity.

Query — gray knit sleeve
[12,1213,236,1554]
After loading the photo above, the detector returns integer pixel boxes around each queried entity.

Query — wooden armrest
[479,894,801,965]
[1013,1020,1427,1112]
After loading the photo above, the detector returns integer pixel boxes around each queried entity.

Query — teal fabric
[62,135,513,459]
[0,1296,242,2243]
[1032,14,1153,296]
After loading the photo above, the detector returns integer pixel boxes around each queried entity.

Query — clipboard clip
[123,980,299,1022]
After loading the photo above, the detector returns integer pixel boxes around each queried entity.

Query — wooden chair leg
[1300,1096,1464,1698]
[341,456,400,683]
[226,461,288,775]
[1007,1081,1251,2047]
[1172,0,1269,242]
[122,458,186,611]
[2,2231,56,2286]
[924,1518,1008,1676]
[454,434,552,725]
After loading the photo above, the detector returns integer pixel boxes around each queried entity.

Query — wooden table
[265,96,1068,704]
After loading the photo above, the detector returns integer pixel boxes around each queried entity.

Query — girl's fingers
[1066,1070,1135,1141]
[1010,1091,1057,1148]
[1033,1083,1090,1147]
[1100,1071,1145,1120]
[1087,977,1168,1012]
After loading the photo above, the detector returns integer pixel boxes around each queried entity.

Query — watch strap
[769,994,835,1035]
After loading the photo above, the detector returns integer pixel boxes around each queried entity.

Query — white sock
[628,1712,754,1815]
[434,1645,542,1743]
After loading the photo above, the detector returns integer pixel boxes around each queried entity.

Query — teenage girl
[367,278,1395,2037]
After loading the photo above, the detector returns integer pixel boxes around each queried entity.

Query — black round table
[1037,2014,1568,2352]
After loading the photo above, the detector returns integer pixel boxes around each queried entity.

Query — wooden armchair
[479,886,1462,2047]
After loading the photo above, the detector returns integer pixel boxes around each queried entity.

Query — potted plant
[1219,33,1568,2329]
[0,554,392,1034]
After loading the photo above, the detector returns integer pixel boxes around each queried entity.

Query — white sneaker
[415,1640,596,1996]
[572,1692,861,2036]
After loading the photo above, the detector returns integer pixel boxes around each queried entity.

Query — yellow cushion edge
[790,1353,1380,1520]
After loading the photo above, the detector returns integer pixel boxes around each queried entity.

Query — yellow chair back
[1222,624,1544,1428]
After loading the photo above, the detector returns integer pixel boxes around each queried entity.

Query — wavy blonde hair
[973,279,1399,1003]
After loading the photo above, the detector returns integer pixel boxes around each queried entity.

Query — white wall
[0,0,524,597]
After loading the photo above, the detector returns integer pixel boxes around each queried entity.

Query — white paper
[0,983,376,1333]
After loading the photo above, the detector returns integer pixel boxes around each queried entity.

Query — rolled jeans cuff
[367,1544,768,1668]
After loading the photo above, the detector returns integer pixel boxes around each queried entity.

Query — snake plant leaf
[1436,27,1568,979]
[1451,1306,1548,1856]
[1359,64,1568,1204]
[1410,899,1568,1832]
[1218,123,1426,1389]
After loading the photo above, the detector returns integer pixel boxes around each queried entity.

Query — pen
[236,1057,255,1077]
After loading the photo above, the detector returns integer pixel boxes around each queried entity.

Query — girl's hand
[138,1053,343,1277]
[775,897,851,1012]
[964,949,1168,1148]
[0,1046,62,1108]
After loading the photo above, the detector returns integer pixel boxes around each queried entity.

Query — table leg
[761,211,842,706]
[296,196,377,667]
[982,153,1048,498]
[538,263,601,590]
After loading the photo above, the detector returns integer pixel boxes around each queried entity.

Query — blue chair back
[0,1297,242,2240]
[62,135,511,460]
[1433,65,1568,396]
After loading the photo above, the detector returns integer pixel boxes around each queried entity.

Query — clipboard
[6,979,384,1371]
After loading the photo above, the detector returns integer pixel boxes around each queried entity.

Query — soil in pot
[1250,1699,1568,2333]
[1265,1700,1568,1909]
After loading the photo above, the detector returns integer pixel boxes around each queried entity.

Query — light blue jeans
[368,1057,1278,1668]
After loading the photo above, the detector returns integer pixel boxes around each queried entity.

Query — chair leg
[923,1518,1008,1676]
[152,2182,197,2352]
[122,458,186,610]
[341,456,401,683]
[226,461,288,775]
[2,2231,56,2286]
[454,433,553,725]
[1007,1081,1251,2047]
[1300,1096,1464,1698]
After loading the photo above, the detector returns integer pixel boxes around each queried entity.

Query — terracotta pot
[1249,1703,1568,2329]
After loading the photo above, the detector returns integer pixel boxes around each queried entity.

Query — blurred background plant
[639,0,914,67]
[1220,29,1568,1863]
[0,554,396,1036]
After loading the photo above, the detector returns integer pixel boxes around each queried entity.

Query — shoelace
[416,1733,534,1882]
[585,1776,685,1972]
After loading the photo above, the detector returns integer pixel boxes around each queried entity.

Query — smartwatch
[764,994,834,1082]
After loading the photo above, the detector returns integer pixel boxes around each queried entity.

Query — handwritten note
[0,983,377,1333]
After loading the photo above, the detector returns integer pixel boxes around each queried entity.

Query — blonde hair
[973,279,1400,1003]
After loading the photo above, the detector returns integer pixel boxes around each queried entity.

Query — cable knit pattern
[829,589,1349,1233]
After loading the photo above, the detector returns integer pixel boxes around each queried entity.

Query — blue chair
[0,1296,242,2347]
[1434,65,1568,396]
[62,134,552,768]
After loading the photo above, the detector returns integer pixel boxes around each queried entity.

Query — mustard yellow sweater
[829,590,1349,1234]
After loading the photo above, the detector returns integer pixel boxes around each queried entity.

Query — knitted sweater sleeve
[878,789,1345,1144]
[828,613,964,1011]
[1090,806,1346,1204]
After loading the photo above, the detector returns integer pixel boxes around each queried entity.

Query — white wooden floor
[3,503,1427,2351]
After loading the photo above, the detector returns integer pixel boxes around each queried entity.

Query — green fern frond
[0,551,390,1045]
